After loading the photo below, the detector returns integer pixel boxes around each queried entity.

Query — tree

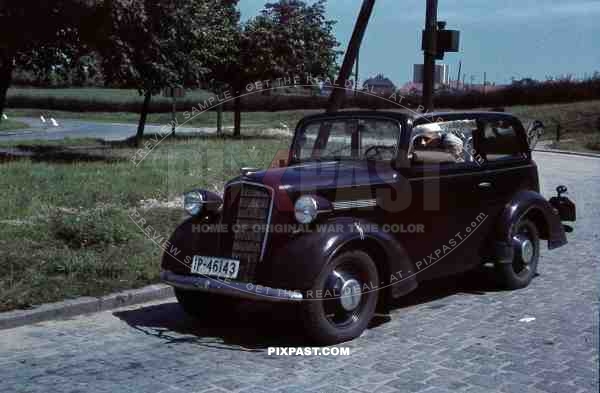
[0,0,100,121]
[98,0,239,145]
[221,0,339,137]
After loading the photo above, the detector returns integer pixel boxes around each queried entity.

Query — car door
[471,115,536,253]
[397,116,492,281]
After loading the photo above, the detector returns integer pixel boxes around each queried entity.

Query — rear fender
[495,190,567,263]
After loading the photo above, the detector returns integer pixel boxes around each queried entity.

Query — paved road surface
[0,117,218,142]
[0,152,598,393]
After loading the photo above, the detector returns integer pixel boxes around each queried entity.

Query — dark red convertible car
[161,110,575,344]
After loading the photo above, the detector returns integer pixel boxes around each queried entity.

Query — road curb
[534,148,600,159]
[0,284,174,330]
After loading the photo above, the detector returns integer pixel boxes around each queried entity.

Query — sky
[238,0,600,86]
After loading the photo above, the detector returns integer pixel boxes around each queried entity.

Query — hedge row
[6,79,600,113]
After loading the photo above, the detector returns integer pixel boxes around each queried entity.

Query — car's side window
[359,119,400,160]
[409,119,478,166]
[296,118,400,161]
[475,119,527,162]
[298,120,353,160]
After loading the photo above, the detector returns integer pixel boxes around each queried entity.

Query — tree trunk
[0,54,15,123]
[216,104,223,135]
[135,90,152,147]
[233,93,241,138]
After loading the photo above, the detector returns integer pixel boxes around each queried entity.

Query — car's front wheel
[496,218,540,289]
[175,289,239,320]
[302,250,379,345]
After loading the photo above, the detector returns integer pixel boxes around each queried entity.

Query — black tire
[496,219,540,289]
[302,250,379,345]
[175,289,239,320]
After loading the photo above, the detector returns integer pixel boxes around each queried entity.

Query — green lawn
[509,100,600,140]
[545,133,600,153]
[0,135,290,311]
[0,119,28,132]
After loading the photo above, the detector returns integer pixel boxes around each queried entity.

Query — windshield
[292,118,401,162]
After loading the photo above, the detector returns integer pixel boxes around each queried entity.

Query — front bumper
[160,270,304,303]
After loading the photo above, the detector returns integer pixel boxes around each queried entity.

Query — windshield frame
[289,115,404,165]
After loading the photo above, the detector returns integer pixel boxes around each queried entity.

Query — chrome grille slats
[222,181,273,282]
[332,199,378,210]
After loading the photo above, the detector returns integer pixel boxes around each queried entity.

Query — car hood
[233,160,398,194]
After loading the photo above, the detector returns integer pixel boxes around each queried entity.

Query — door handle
[478,182,493,189]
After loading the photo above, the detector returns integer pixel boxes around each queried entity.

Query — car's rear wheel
[302,250,379,345]
[175,288,239,320]
[496,218,540,289]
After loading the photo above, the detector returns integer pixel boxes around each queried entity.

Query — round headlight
[184,191,204,216]
[294,195,318,224]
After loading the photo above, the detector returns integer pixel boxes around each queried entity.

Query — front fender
[495,190,567,261]
[263,217,418,299]
[161,216,221,274]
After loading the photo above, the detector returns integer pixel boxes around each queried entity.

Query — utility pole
[422,0,438,111]
[483,72,487,94]
[354,47,360,97]
[456,60,462,90]
[327,0,376,113]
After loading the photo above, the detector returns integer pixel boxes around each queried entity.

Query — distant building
[363,74,396,95]
[413,64,450,85]
[399,80,507,96]
[398,82,423,95]
[319,80,355,97]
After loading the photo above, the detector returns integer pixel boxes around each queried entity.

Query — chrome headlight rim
[184,190,204,216]
[294,195,319,224]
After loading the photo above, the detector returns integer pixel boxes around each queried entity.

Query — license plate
[191,256,240,279]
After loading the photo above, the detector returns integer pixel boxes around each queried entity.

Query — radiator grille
[222,182,272,281]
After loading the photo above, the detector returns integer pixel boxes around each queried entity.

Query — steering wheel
[364,145,395,160]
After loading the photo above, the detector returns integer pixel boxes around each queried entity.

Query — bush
[50,207,134,249]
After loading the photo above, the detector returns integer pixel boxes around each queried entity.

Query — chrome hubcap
[340,278,362,311]
[324,267,366,327]
[512,228,536,276]
[521,239,534,264]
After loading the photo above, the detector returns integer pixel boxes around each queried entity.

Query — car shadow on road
[114,266,506,349]
[114,300,312,350]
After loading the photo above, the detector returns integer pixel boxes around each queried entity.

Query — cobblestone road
[1,152,598,393]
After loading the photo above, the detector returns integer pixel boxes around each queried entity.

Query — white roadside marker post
[40,115,48,130]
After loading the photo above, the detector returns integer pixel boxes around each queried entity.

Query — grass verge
[0,119,29,132]
[546,133,600,153]
[0,135,290,311]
